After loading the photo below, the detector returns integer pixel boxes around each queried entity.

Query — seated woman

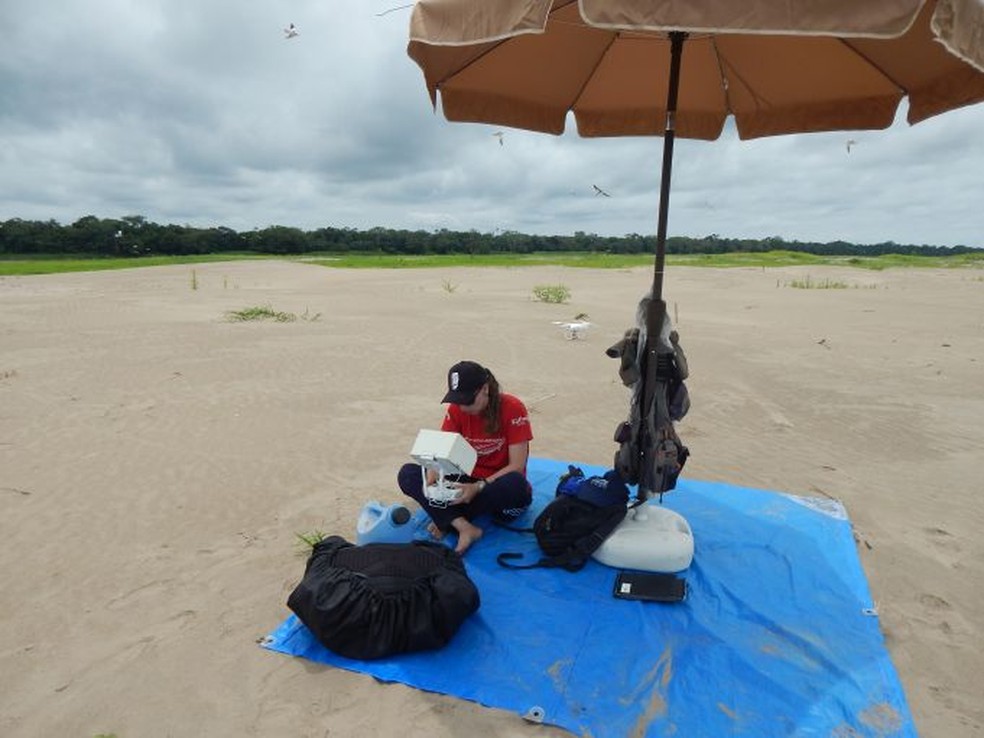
[398,360,533,555]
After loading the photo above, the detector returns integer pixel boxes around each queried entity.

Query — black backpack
[287,536,480,660]
[497,467,629,572]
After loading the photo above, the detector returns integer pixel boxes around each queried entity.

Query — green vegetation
[532,284,572,303]
[2,249,983,277]
[0,253,264,276]
[296,530,327,554]
[671,249,984,270]
[226,305,296,322]
[781,276,879,289]
[304,252,653,269]
[225,305,321,323]
[3,215,980,267]
[787,276,849,289]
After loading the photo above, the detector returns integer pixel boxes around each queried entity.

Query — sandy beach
[1,260,981,737]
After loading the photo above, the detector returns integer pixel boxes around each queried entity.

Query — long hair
[481,369,501,435]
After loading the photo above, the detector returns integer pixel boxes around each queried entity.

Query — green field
[0,253,267,276]
[1,250,982,276]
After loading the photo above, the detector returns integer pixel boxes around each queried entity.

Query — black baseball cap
[442,360,489,404]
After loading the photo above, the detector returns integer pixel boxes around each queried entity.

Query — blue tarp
[263,457,916,737]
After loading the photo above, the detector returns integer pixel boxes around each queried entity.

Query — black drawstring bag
[288,536,480,660]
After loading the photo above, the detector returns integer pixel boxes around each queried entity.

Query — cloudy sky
[2,0,982,247]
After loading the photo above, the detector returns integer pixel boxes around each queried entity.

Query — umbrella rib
[837,38,908,95]
[708,36,742,116]
[569,33,619,114]
[712,37,909,125]
[712,44,775,112]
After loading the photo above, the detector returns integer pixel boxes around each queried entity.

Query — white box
[410,429,477,476]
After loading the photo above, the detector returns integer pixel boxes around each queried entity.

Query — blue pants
[398,463,532,532]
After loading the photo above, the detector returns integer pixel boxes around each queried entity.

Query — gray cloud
[1,0,982,246]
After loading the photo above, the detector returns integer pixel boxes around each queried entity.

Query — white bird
[552,320,593,340]
[284,23,299,39]
[492,131,504,146]
[593,184,611,197]
[376,3,414,16]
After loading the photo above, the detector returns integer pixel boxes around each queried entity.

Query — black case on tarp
[613,571,686,602]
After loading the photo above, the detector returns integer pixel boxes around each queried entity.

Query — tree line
[0,215,977,258]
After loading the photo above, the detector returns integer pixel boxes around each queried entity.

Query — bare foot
[451,518,483,555]
[427,521,444,540]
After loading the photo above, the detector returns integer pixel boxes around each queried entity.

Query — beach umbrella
[406,0,984,497]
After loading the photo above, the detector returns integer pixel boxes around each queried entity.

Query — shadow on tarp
[263,457,916,738]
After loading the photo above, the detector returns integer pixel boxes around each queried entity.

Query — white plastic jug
[592,505,694,573]
[355,501,421,545]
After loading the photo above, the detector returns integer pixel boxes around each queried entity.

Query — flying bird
[284,23,299,39]
[376,3,414,16]
[552,320,593,340]
[846,139,857,153]
[593,184,611,197]
[492,131,504,146]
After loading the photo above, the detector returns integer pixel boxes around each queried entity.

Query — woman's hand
[450,478,485,505]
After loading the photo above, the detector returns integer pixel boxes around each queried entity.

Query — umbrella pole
[651,30,686,306]
[639,31,686,498]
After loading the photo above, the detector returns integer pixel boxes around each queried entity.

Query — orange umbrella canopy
[408,0,984,140]
[409,0,984,500]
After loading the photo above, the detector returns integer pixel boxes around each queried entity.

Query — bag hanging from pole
[607,296,690,499]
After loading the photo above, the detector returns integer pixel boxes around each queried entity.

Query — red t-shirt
[441,393,533,480]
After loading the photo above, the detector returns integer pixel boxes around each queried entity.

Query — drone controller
[410,430,478,508]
